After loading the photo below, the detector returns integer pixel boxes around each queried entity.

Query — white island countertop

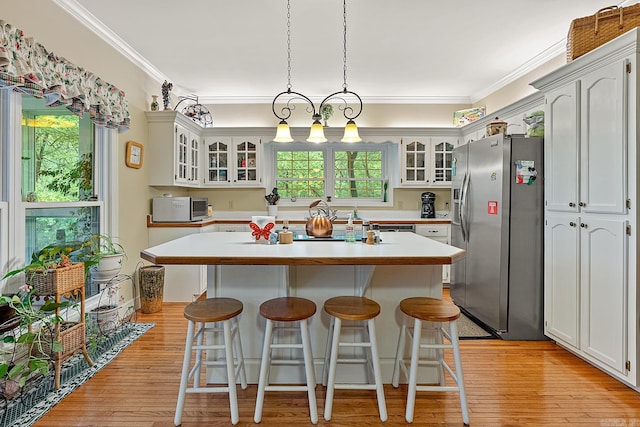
[140,231,464,266]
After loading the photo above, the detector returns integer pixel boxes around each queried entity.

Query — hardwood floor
[35,299,640,427]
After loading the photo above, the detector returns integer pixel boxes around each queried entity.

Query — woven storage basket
[567,4,640,61]
[26,262,84,295]
[36,322,85,361]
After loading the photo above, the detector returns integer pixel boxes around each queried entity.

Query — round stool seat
[184,298,243,323]
[324,296,380,321]
[399,297,460,323]
[260,297,316,321]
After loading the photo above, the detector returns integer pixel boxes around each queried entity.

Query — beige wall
[207,103,472,128]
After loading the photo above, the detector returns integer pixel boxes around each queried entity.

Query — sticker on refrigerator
[515,160,537,185]
[452,157,457,176]
[487,200,498,215]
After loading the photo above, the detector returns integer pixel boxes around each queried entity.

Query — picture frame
[125,140,144,169]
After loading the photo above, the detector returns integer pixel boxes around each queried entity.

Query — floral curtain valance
[0,20,130,132]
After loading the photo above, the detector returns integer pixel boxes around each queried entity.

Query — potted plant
[3,244,85,295]
[87,284,121,335]
[76,234,127,283]
[0,285,66,397]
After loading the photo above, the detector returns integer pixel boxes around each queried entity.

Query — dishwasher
[376,224,416,233]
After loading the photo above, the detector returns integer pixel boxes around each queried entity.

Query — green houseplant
[75,234,127,282]
[0,285,66,397]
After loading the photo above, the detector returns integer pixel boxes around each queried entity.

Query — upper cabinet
[147,111,203,187]
[204,136,262,186]
[400,136,458,187]
[146,111,264,188]
[544,61,627,215]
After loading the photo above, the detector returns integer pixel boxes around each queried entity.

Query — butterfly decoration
[250,222,274,241]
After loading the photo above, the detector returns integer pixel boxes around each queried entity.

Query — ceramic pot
[486,117,507,136]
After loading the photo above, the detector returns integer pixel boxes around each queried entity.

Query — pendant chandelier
[272,0,362,143]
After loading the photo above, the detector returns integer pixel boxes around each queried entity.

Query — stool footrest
[271,343,303,349]
[264,385,310,392]
[334,384,377,390]
[338,342,371,348]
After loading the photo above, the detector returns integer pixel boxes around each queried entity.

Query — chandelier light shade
[272,0,363,143]
[307,115,328,143]
[274,119,294,142]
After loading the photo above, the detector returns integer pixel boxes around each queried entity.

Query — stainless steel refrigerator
[450,134,545,340]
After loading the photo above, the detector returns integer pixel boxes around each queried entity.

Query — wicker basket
[567,4,640,61]
[35,322,85,361]
[26,262,84,296]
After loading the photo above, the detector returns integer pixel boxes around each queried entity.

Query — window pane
[275,150,324,198]
[25,206,100,259]
[334,150,383,199]
[22,95,95,202]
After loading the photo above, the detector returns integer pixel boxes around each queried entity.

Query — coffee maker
[421,192,436,218]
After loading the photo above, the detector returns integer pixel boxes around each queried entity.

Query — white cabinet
[146,111,263,188]
[532,30,638,389]
[400,136,458,187]
[545,214,628,374]
[204,137,262,186]
[545,62,627,214]
[175,123,200,186]
[146,111,203,187]
[415,223,450,283]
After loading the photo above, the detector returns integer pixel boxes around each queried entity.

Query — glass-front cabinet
[204,136,261,186]
[400,136,457,187]
[175,123,200,186]
[431,137,456,186]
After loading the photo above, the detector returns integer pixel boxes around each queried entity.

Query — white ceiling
[56,0,630,104]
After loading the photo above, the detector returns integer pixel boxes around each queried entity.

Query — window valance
[0,20,130,132]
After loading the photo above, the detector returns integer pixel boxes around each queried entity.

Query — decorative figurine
[150,95,159,111]
[161,80,173,110]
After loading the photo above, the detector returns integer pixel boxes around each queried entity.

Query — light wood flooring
[34,298,640,427]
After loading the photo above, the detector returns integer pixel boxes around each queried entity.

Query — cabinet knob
[579,202,586,207]
[569,202,576,207]
[580,223,588,228]
[569,221,576,227]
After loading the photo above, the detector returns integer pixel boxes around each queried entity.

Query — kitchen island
[141,231,464,384]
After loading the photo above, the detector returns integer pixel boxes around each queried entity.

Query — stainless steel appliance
[421,192,436,218]
[152,196,208,222]
[450,134,545,340]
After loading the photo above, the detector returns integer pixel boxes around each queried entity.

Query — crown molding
[196,95,472,105]
[53,0,170,85]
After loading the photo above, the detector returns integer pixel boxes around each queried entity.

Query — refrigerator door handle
[460,172,469,242]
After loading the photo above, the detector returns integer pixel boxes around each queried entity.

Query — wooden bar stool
[174,297,247,426]
[322,296,387,422]
[392,297,469,425]
[254,297,318,424]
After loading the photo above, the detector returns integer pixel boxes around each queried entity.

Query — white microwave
[152,197,208,222]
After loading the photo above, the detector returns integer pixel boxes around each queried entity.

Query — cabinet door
[545,82,580,212]
[544,213,580,348]
[233,137,261,186]
[188,132,200,184]
[401,137,430,186]
[175,124,190,185]
[430,136,458,186]
[204,137,232,184]
[580,217,627,374]
[580,60,627,214]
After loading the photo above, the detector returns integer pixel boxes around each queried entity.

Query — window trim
[265,141,394,207]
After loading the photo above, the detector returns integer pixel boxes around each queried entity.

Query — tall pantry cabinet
[531,29,639,390]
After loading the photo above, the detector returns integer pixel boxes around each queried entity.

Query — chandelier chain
[342,0,348,90]
[286,0,292,90]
